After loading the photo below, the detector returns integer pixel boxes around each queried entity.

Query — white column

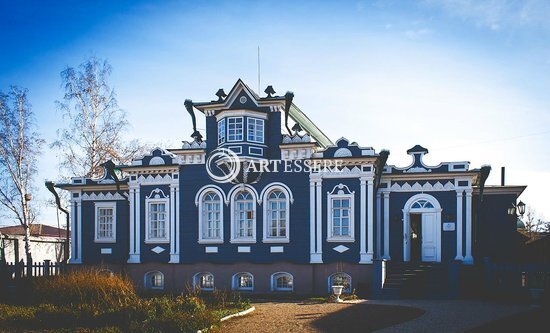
[128,185,140,263]
[135,187,141,259]
[69,197,79,264]
[455,190,464,261]
[366,178,374,262]
[128,187,141,263]
[128,187,135,260]
[383,192,391,259]
[464,189,473,264]
[359,177,368,263]
[309,179,321,263]
[76,194,82,264]
[169,184,178,263]
[175,184,180,259]
[376,192,381,259]
[315,179,323,262]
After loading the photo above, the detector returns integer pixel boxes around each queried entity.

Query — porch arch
[402,193,442,262]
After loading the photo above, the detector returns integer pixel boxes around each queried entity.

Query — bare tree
[0,87,44,264]
[52,57,148,178]
[522,207,549,240]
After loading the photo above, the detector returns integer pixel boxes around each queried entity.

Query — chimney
[501,166,505,186]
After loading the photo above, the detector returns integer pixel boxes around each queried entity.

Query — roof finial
[215,89,227,102]
[291,123,302,135]
[264,85,276,98]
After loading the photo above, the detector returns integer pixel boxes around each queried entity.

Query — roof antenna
[257,46,261,95]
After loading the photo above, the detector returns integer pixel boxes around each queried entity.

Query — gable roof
[0,224,68,238]
[192,79,333,148]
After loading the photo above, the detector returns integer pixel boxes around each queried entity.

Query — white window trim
[144,271,164,290]
[249,147,263,156]
[198,189,224,244]
[227,116,244,142]
[94,202,116,243]
[230,189,257,244]
[247,117,265,144]
[232,272,254,291]
[262,185,292,244]
[218,118,226,145]
[145,195,170,244]
[327,192,355,243]
[327,272,352,293]
[271,272,294,292]
[193,272,215,291]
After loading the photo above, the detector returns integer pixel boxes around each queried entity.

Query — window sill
[94,239,116,243]
[198,239,224,244]
[326,238,355,243]
[144,239,170,244]
[230,239,256,244]
[262,238,290,244]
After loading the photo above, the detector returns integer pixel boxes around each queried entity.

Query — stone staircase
[379,262,451,299]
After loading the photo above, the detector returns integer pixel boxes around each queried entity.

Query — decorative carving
[282,134,311,144]
[151,246,165,254]
[149,156,165,166]
[181,140,207,149]
[334,148,352,158]
[404,167,431,173]
[328,183,354,195]
[81,192,127,201]
[146,188,169,199]
[388,181,455,192]
[333,245,349,253]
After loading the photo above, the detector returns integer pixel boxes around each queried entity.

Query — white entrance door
[421,213,438,262]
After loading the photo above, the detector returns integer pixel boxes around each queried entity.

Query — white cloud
[404,28,432,38]
[422,0,550,31]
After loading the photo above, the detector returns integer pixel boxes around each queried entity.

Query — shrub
[30,268,137,309]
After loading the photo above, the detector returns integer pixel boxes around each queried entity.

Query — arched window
[411,199,434,209]
[194,272,215,291]
[261,184,293,243]
[271,272,293,291]
[144,271,164,290]
[232,272,254,291]
[199,192,222,243]
[328,273,352,293]
[266,190,287,238]
[233,191,255,242]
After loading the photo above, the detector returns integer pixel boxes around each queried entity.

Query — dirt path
[220,301,424,333]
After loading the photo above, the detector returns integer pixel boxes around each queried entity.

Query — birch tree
[0,86,44,264]
[52,57,147,178]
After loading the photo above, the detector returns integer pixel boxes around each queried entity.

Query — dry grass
[30,268,137,308]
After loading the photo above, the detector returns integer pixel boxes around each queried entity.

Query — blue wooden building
[56,79,525,295]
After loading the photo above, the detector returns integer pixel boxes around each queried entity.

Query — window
[411,199,434,209]
[227,117,243,141]
[232,272,254,291]
[328,273,352,293]
[332,198,351,237]
[194,272,214,291]
[247,117,264,143]
[233,191,255,242]
[272,272,293,291]
[144,271,164,290]
[199,192,223,243]
[327,184,355,242]
[266,191,287,240]
[218,118,226,144]
[148,202,167,240]
[95,203,116,242]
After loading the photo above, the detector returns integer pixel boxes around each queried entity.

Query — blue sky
[1,0,549,224]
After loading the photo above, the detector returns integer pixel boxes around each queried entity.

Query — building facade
[57,79,525,295]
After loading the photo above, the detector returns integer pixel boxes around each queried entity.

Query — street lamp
[508,200,526,217]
